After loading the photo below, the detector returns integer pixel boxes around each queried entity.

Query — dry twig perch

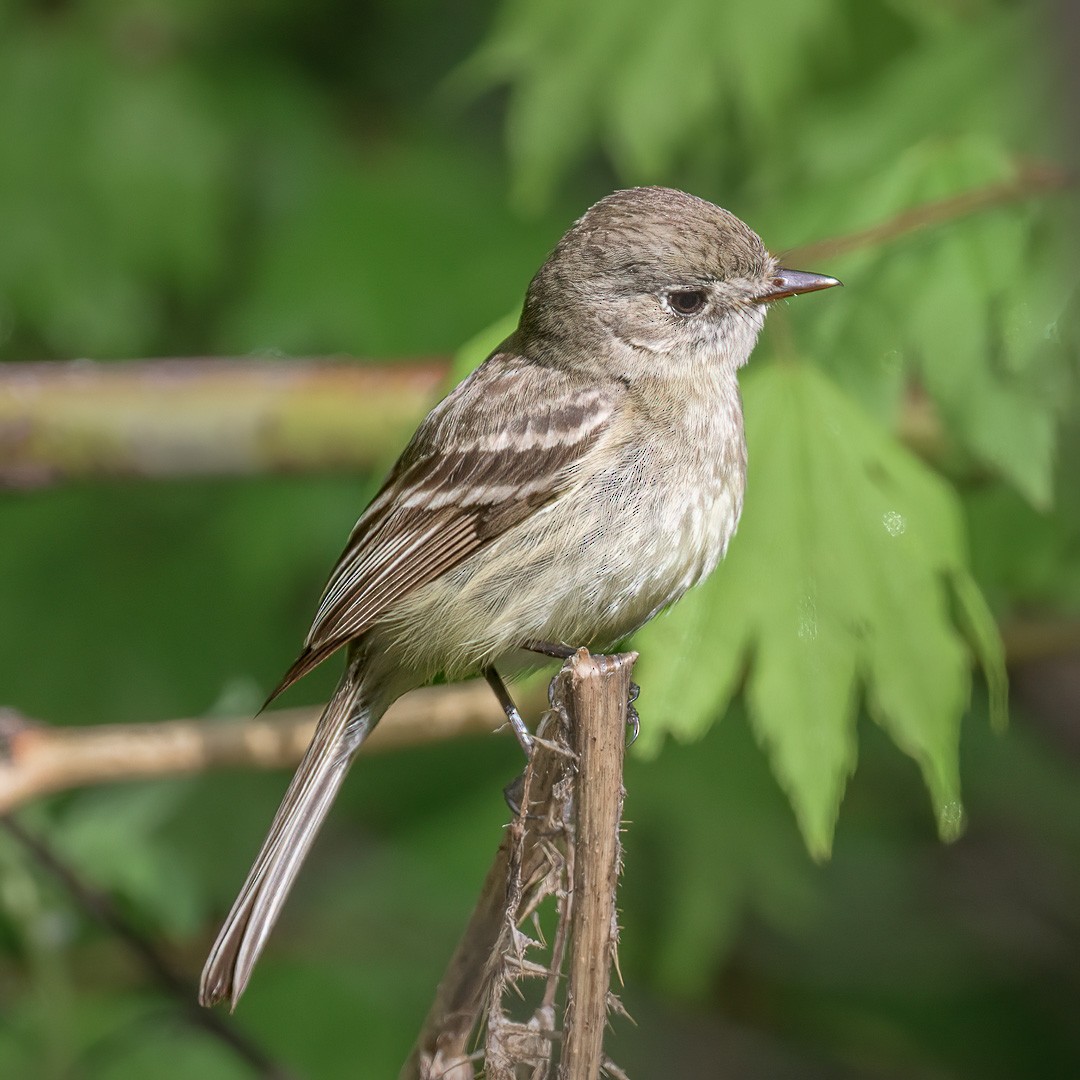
[402,648,636,1080]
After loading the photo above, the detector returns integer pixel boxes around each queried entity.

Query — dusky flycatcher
[200,186,840,1008]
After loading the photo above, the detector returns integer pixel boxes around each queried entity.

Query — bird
[199,185,840,1008]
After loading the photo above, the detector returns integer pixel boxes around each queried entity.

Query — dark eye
[667,289,707,315]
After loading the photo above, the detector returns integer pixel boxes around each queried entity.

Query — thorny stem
[403,650,635,1079]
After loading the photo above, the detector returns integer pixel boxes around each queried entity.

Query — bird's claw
[626,682,641,746]
[503,772,525,815]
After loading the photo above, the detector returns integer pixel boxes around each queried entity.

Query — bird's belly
[379,461,743,679]
[555,472,742,642]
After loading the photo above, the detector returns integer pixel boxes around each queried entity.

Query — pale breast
[379,372,747,679]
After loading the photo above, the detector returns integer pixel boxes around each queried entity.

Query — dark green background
[1,1,1078,1077]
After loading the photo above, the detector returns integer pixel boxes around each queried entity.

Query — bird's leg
[484,666,534,814]
[483,666,533,756]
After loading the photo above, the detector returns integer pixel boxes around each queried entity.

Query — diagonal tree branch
[0,812,294,1079]
[783,160,1073,265]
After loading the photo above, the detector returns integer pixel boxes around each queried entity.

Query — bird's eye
[667,290,707,315]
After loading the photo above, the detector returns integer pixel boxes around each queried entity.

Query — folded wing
[266,360,621,700]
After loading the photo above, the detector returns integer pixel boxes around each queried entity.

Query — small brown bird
[200,186,839,1008]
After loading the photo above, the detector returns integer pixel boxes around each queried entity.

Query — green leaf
[791,134,1068,510]
[461,0,845,209]
[792,9,1034,184]
[896,143,1057,508]
[634,362,1006,856]
[604,0,719,179]
[457,0,624,211]
[951,569,1008,733]
[624,711,818,998]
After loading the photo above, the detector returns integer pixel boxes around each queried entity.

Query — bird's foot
[626,681,641,747]
[503,772,525,816]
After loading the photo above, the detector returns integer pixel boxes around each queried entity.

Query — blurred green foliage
[1,0,1078,1077]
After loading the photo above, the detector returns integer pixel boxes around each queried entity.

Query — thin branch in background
[0,813,292,1080]
[2,617,1078,814]
[784,160,1074,265]
[0,357,444,489]
[0,679,519,813]
[0,162,1071,490]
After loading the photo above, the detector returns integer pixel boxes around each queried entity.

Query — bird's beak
[753,268,842,303]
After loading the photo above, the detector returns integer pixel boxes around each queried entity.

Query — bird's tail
[199,662,381,1009]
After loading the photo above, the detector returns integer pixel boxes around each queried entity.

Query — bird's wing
[266,360,621,701]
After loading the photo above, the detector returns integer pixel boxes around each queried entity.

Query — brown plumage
[200,187,839,1008]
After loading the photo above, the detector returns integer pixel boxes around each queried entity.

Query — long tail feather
[200,664,381,1009]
